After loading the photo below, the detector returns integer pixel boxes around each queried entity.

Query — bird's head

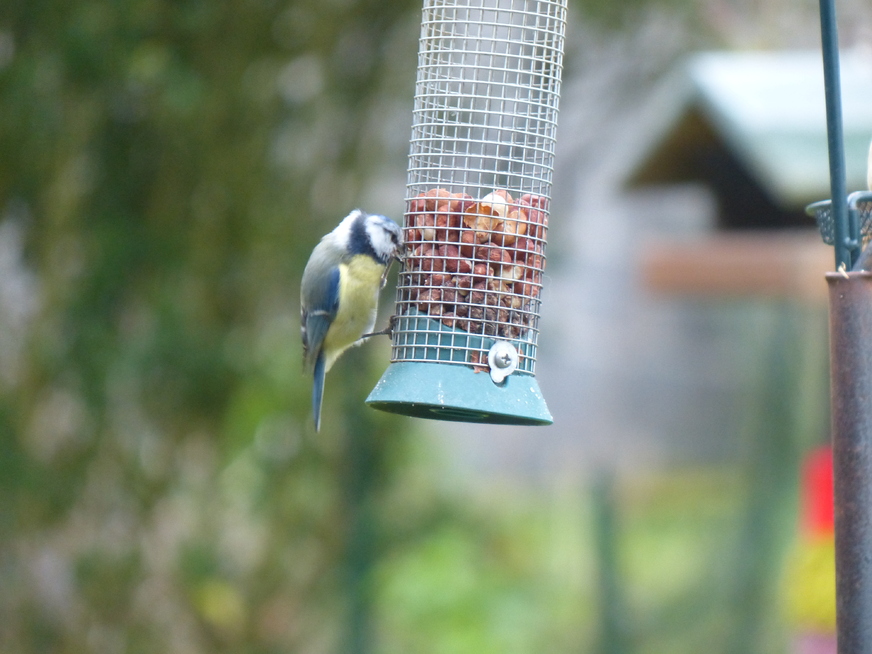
[364,212,403,264]
[338,209,402,265]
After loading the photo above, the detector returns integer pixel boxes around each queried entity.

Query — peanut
[402,187,547,341]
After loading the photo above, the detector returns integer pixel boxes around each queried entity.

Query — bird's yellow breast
[322,255,385,370]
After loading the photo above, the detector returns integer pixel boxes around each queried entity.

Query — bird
[853,139,872,271]
[867,137,872,193]
[301,209,402,431]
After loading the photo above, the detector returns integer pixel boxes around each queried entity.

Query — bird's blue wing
[301,264,341,371]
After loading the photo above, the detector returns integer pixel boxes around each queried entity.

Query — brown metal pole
[828,271,872,653]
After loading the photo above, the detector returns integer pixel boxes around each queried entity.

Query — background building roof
[628,50,872,210]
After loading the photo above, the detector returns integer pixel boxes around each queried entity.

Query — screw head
[494,351,512,368]
[487,341,518,383]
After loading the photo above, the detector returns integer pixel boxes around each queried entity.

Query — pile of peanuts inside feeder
[403,187,548,353]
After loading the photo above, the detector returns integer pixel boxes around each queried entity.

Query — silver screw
[488,341,519,383]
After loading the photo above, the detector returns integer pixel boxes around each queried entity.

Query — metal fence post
[827,272,872,654]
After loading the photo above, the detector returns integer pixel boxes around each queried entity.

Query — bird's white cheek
[366,224,397,261]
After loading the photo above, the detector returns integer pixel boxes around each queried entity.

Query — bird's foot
[361,314,398,340]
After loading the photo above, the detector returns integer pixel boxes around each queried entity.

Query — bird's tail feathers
[312,351,326,432]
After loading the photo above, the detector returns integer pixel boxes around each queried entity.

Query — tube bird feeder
[367,0,567,425]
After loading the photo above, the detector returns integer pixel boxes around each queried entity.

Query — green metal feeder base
[366,361,553,426]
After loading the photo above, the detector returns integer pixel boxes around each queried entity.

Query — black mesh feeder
[366,0,567,425]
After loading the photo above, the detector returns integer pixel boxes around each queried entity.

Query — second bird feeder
[367,0,567,425]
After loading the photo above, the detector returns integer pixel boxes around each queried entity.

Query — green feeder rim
[367,310,552,425]
[366,360,553,426]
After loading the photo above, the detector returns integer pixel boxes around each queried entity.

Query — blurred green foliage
[0,0,420,651]
[372,464,787,654]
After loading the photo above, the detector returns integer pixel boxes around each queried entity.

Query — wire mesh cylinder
[397,0,564,368]
[368,0,565,424]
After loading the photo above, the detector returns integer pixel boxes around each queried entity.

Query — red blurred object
[802,445,835,537]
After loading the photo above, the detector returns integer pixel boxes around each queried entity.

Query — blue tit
[867,137,872,192]
[301,209,403,431]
